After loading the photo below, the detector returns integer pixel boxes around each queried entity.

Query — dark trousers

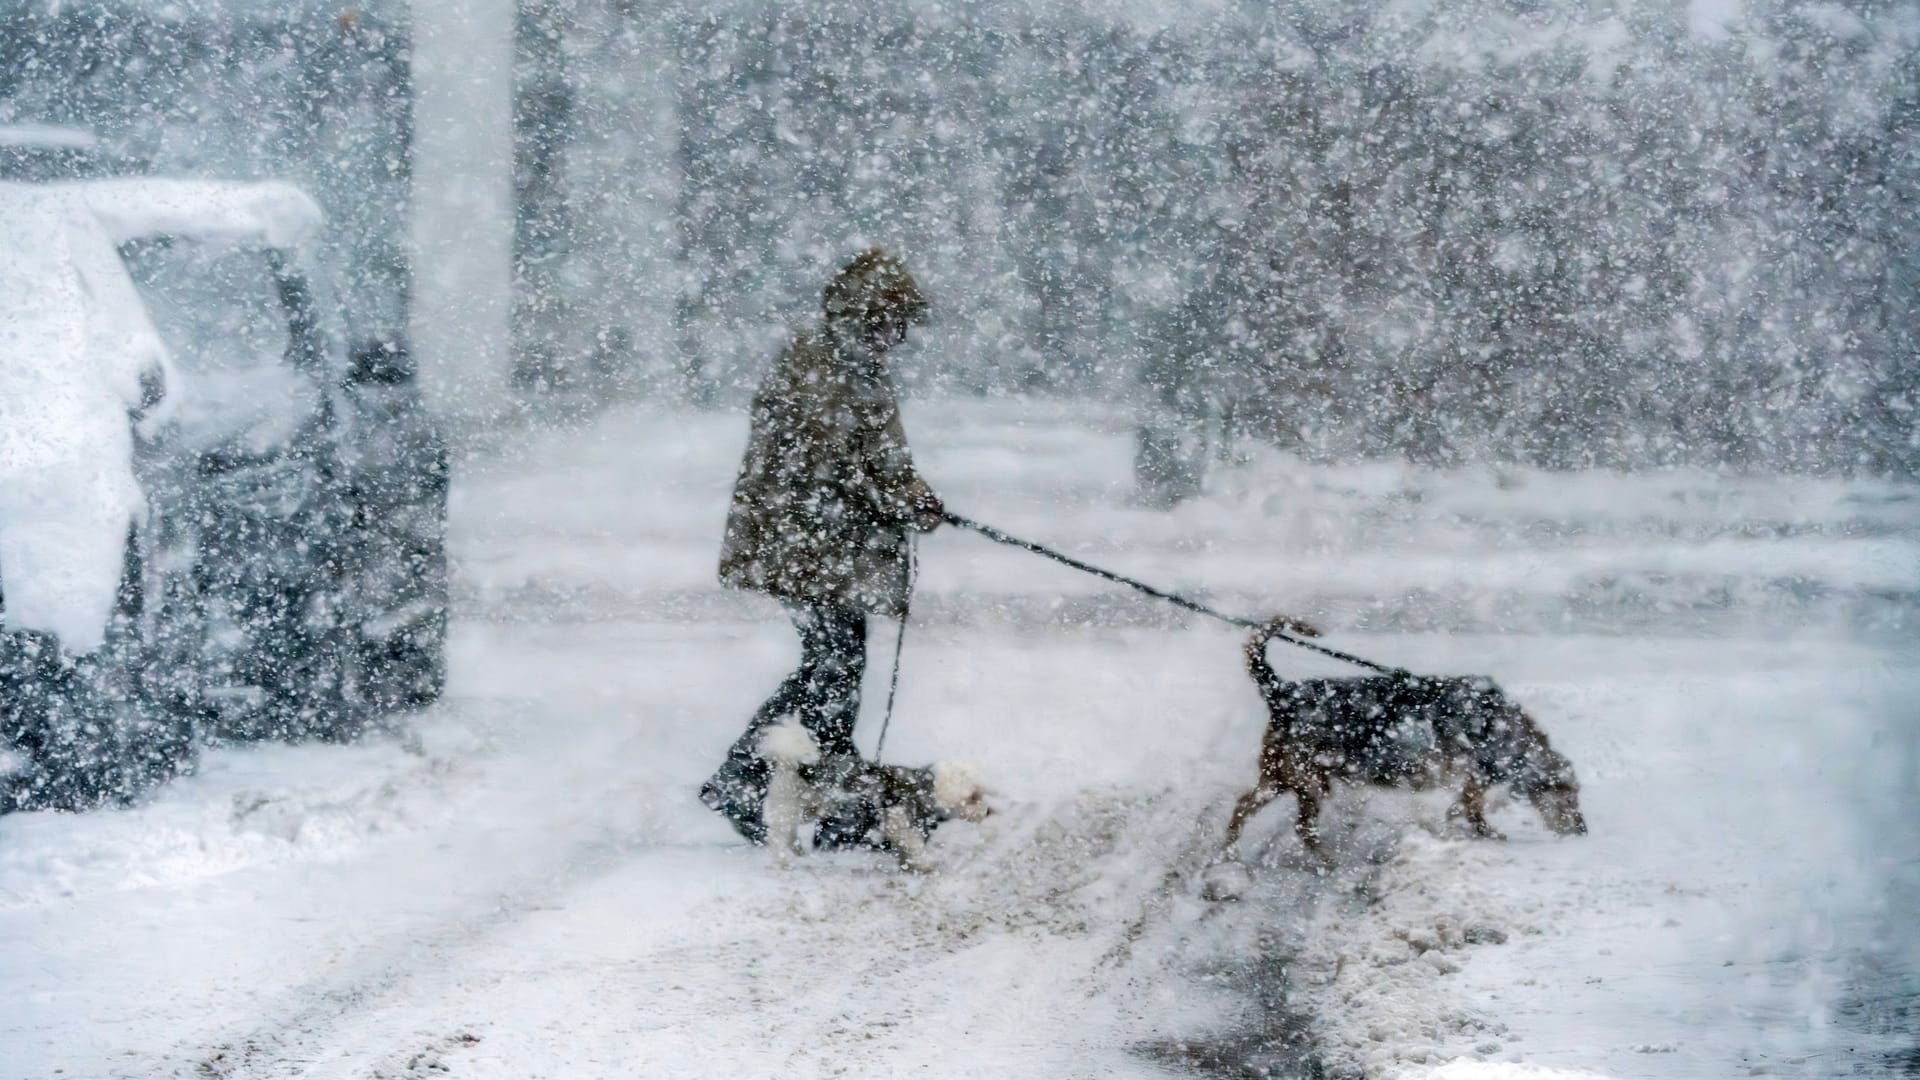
[701,601,868,840]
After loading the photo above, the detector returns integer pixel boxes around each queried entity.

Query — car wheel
[0,537,198,812]
[355,607,447,712]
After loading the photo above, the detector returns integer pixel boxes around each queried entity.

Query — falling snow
[0,2,1915,1078]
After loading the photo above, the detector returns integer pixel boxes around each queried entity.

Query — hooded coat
[717,319,936,618]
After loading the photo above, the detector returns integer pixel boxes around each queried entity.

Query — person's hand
[1262,614,1321,638]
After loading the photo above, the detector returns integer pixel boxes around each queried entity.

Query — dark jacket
[718,326,935,617]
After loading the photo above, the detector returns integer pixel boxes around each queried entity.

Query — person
[700,249,943,842]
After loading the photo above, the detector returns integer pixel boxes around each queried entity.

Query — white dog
[760,722,826,868]
[758,722,990,872]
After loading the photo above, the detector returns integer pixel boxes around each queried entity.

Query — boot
[699,751,769,845]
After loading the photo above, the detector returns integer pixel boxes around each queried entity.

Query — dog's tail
[1244,615,1312,689]
[759,722,821,768]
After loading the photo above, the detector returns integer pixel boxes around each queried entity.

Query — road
[2,400,1913,1078]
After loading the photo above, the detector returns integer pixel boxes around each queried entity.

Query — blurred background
[4,0,1913,488]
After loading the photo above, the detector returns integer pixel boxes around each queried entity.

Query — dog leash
[943,511,1405,676]
[872,534,916,764]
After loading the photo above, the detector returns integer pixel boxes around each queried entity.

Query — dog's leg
[883,805,931,873]
[1449,773,1506,840]
[764,766,807,866]
[1222,782,1282,855]
[1293,783,1337,867]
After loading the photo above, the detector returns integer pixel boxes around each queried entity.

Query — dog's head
[1515,746,1587,836]
[929,761,992,823]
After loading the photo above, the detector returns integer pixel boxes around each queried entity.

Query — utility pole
[409,0,518,424]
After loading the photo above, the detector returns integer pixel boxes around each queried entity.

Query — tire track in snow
[180,698,692,1080]
[189,823,666,1079]
[189,790,1237,1078]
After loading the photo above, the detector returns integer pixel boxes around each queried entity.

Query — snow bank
[1407,1064,1616,1080]
[0,124,99,150]
[0,735,464,909]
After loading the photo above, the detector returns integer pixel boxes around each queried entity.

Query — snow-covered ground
[1,399,1914,1078]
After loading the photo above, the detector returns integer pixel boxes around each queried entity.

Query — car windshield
[123,240,289,372]
[121,239,321,455]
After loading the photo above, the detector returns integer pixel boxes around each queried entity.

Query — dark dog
[1222,619,1586,863]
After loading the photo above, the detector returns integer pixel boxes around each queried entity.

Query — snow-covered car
[0,176,448,812]
[0,124,149,183]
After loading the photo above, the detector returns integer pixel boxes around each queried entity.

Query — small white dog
[758,722,990,872]
[760,723,825,868]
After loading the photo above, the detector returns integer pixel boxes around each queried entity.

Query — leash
[872,534,916,763]
[942,511,1405,676]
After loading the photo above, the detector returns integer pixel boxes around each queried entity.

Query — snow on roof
[63,178,324,250]
[0,180,179,652]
